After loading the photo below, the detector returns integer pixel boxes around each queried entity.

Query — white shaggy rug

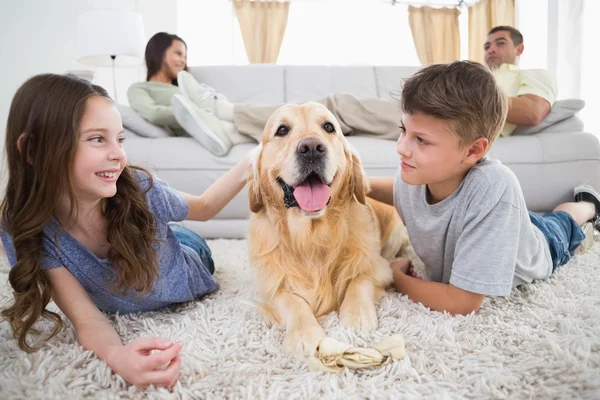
[1,238,600,399]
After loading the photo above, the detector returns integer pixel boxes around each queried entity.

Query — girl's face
[71,96,127,204]
[162,40,187,81]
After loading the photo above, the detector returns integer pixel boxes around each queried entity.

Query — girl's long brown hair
[1,74,159,352]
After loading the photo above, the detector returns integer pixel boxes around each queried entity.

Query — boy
[368,61,600,316]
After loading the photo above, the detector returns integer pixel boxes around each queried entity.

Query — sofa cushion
[116,104,171,138]
[512,99,585,136]
[189,65,285,104]
[374,66,421,100]
[285,66,378,102]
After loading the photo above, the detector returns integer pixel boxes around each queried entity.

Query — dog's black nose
[296,137,326,160]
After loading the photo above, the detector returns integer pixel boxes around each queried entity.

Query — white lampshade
[77,8,145,67]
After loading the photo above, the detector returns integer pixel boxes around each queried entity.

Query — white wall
[0,0,177,172]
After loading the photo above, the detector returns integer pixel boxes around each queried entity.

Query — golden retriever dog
[246,102,409,357]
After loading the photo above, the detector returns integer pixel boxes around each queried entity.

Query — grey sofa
[120,65,600,239]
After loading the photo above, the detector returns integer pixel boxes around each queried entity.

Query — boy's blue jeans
[170,225,215,275]
[528,211,585,271]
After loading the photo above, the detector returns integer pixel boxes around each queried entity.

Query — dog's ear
[246,144,264,213]
[348,145,369,205]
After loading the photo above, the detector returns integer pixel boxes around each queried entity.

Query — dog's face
[248,102,368,218]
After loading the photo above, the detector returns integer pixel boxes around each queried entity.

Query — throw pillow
[116,104,171,138]
[512,99,585,136]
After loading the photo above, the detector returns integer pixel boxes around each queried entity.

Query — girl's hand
[106,337,183,389]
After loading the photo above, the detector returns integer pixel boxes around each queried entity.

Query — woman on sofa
[128,32,402,157]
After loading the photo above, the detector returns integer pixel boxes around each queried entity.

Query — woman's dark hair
[145,32,188,85]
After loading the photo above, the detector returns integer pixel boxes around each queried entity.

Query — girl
[0,73,250,389]
[127,32,402,157]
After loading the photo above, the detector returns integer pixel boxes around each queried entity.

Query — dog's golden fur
[246,102,408,356]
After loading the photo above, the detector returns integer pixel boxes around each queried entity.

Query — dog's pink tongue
[293,177,330,212]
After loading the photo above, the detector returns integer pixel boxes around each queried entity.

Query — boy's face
[397,112,476,202]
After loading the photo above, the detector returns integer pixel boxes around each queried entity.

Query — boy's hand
[390,258,412,275]
[390,259,422,279]
[106,337,183,390]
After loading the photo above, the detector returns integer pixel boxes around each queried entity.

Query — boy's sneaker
[177,70,228,105]
[171,94,232,156]
[575,222,595,255]
[574,184,600,230]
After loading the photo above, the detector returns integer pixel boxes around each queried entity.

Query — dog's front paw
[339,301,378,333]
[283,324,326,357]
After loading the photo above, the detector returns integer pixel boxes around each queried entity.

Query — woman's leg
[170,225,215,275]
[215,99,235,122]
[232,93,403,142]
[319,93,402,140]
[221,120,255,145]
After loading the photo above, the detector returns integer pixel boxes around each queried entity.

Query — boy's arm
[180,155,250,221]
[367,177,394,206]
[391,260,484,315]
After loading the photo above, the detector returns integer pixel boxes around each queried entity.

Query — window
[178,0,470,66]
[277,0,420,65]
[178,0,247,65]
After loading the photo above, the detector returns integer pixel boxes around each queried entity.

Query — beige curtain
[468,0,515,64]
[233,0,290,64]
[408,6,461,65]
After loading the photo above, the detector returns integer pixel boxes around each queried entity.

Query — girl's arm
[180,155,250,221]
[367,177,395,206]
[46,267,182,389]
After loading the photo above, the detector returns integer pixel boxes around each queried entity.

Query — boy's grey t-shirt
[0,172,219,313]
[393,157,552,296]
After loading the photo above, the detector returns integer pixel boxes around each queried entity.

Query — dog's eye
[323,122,335,133]
[275,125,289,137]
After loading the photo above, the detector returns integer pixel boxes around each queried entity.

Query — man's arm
[391,260,484,315]
[506,94,552,126]
[367,177,394,206]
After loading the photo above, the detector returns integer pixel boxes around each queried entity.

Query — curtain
[408,5,461,65]
[233,0,290,64]
[468,0,515,64]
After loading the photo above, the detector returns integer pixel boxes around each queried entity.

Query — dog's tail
[258,303,281,325]
[241,299,281,325]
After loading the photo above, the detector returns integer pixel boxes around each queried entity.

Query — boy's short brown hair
[400,61,507,148]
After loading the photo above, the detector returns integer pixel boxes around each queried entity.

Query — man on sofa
[484,25,558,137]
